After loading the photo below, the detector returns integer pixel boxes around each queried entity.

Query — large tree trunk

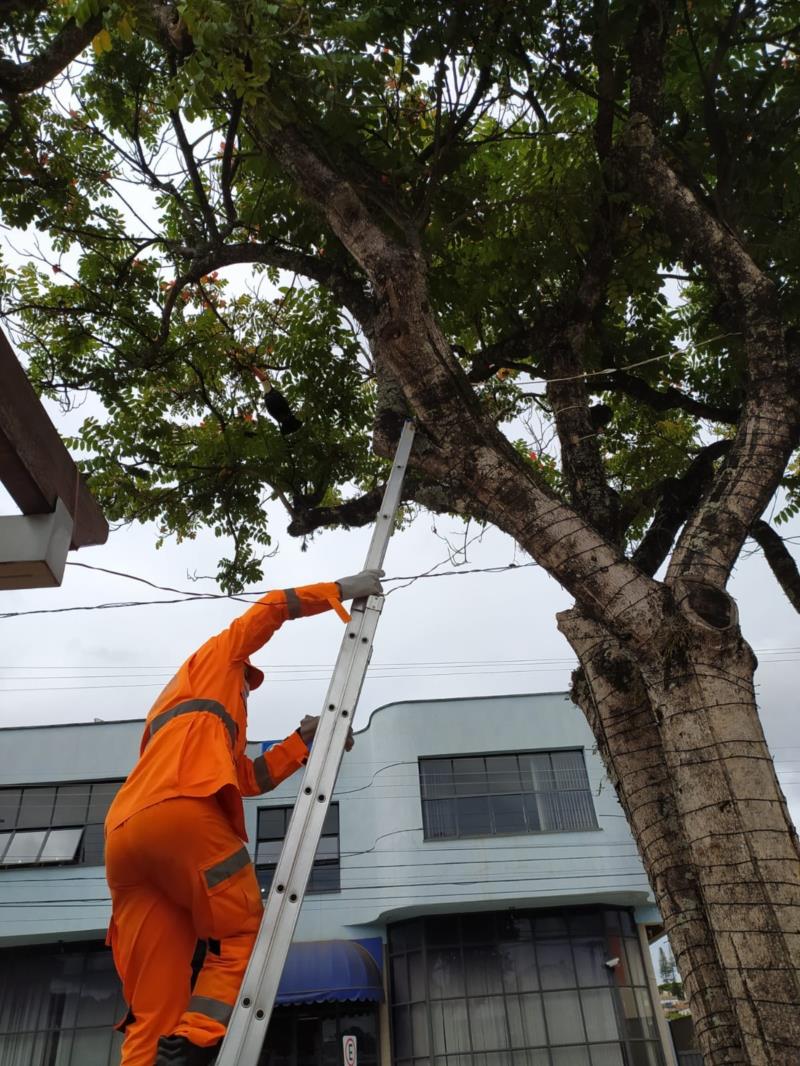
[561,595,800,1065]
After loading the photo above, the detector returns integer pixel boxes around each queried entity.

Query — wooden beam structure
[0,327,108,550]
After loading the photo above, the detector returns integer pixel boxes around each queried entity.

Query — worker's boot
[153,1034,221,1065]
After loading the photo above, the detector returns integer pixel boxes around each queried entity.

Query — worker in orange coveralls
[104,570,383,1066]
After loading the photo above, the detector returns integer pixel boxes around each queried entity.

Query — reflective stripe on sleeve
[204,845,252,890]
[148,699,238,749]
[187,995,233,1024]
[253,754,274,793]
[283,587,302,619]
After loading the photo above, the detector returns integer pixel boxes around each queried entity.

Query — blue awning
[276,938,384,1006]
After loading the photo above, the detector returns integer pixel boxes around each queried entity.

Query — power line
[0,562,537,620]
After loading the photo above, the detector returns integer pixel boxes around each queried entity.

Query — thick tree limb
[592,370,740,424]
[620,115,800,587]
[0,13,102,94]
[750,519,800,613]
[632,439,731,577]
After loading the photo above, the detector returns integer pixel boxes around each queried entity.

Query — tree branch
[632,440,731,577]
[750,519,800,614]
[592,369,740,424]
[619,115,800,586]
[0,13,102,94]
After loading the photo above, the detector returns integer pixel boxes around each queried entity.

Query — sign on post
[342,1034,357,1066]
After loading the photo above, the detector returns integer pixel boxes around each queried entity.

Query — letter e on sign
[343,1034,357,1065]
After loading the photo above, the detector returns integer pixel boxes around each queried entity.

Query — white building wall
[0,693,658,946]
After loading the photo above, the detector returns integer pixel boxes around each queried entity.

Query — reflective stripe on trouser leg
[175,847,263,1048]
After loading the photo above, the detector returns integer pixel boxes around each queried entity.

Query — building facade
[0,692,676,1066]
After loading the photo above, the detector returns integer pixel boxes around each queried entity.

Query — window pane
[256,841,283,865]
[453,758,487,796]
[523,794,541,831]
[0,833,11,861]
[408,952,425,1000]
[534,914,568,938]
[429,949,464,999]
[551,1047,590,1066]
[40,828,84,864]
[634,988,659,1040]
[500,942,539,994]
[423,799,457,840]
[427,916,461,945]
[618,987,651,1040]
[411,1003,429,1055]
[465,947,502,996]
[461,912,495,943]
[590,1046,625,1066]
[468,996,509,1051]
[457,796,491,836]
[569,911,604,937]
[544,990,585,1044]
[485,755,521,793]
[550,750,588,790]
[624,939,647,987]
[258,807,286,840]
[322,804,339,836]
[79,823,105,866]
[628,1043,663,1066]
[490,794,527,833]
[537,941,575,989]
[505,992,547,1047]
[392,956,409,1003]
[420,759,454,799]
[2,829,46,864]
[0,789,21,831]
[430,999,470,1054]
[308,862,340,893]
[314,836,339,860]
[52,785,89,828]
[393,1007,411,1058]
[580,988,618,1041]
[525,754,555,791]
[256,865,275,893]
[513,1052,551,1066]
[573,939,610,987]
[18,787,55,828]
[87,783,119,824]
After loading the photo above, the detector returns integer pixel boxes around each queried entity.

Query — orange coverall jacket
[106,581,344,839]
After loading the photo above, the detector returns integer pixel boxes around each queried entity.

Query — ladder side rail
[216,422,415,1066]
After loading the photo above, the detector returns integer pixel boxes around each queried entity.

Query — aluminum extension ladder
[216,420,416,1066]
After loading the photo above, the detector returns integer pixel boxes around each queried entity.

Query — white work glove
[336,568,384,600]
[297,714,354,751]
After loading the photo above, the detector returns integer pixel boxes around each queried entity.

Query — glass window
[80,823,106,866]
[486,755,522,793]
[0,833,11,862]
[18,787,56,829]
[52,785,89,827]
[423,799,457,840]
[420,750,596,841]
[456,796,491,836]
[0,789,21,830]
[39,827,84,864]
[256,803,339,894]
[453,757,487,796]
[491,794,527,833]
[420,759,454,799]
[3,829,47,864]
[86,783,119,825]
[389,909,661,1066]
[537,941,575,989]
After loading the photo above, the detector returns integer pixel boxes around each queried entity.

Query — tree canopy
[2,0,797,594]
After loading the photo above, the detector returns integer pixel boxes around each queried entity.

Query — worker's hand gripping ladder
[216,421,415,1066]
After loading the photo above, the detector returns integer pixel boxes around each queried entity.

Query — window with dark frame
[0,781,123,868]
[255,803,340,895]
[419,750,597,840]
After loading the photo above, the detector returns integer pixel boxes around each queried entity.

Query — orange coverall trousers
[105,794,263,1066]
